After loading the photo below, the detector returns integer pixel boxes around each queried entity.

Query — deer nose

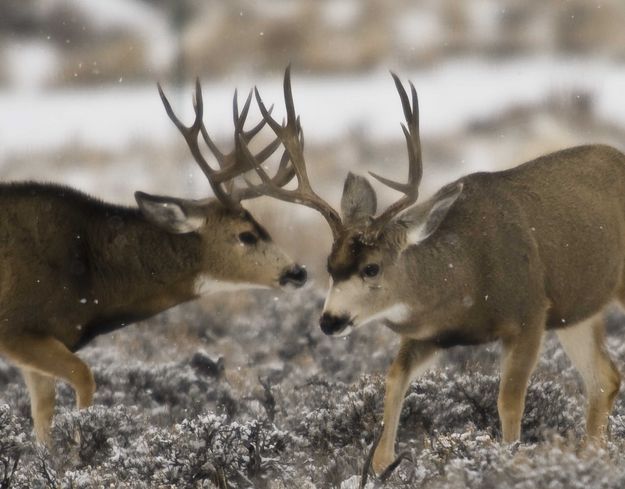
[279,264,307,288]
[320,312,351,335]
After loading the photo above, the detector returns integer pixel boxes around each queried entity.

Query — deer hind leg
[372,339,438,475]
[498,325,544,443]
[21,370,56,445]
[556,313,620,440]
[2,333,95,412]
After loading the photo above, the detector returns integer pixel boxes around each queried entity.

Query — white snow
[3,40,60,88]
[1,57,625,159]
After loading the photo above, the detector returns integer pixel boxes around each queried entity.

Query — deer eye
[238,231,258,246]
[362,263,380,278]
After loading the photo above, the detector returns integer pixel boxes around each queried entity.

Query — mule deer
[244,67,624,474]
[0,80,306,445]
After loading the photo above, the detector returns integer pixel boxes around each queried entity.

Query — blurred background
[2,0,625,278]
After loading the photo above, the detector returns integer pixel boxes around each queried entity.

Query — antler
[157,79,292,207]
[238,69,422,239]
[239,66,344,238]
[368,73,423,235]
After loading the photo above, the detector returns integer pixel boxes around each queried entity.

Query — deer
[241,67,625,474]
[0,79,307,446]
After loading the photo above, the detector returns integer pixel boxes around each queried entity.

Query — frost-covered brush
[0,79,307,445]
[245,67,625,474]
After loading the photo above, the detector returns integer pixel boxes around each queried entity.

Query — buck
[0,80,307,445]
[243,67,624,474]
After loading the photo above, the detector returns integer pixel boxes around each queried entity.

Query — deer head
[242,67,463,330]
[143,79,307,291]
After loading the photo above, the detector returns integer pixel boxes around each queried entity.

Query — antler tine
[234,89,267,140]
[159,78,288,207]
[369,73,423,234]
[236,147,295,200]
[232,90,281,163]
[224,86,296,201]
[157,82,189,134]
[245,67,343,238]
[196,89,275,186]
[158,79,235,206]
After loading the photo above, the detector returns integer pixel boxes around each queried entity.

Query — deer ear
[135,191,205,234]
[400,182,463,246]
[340,173,377,225]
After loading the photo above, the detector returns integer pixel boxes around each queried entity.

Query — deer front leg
[2,333,95,417]
[372,339,438,474]
[22,370,56,445]
[498,326,544,443]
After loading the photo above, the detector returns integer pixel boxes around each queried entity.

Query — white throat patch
[359,303,411,327]
[194,274,271,296]
[333,325,354,337]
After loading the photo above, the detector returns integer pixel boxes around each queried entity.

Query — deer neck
[394,239,475,333]
[89,212,204,312]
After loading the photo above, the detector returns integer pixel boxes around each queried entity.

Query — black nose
[320,313,351,335]
[279,264,307,288]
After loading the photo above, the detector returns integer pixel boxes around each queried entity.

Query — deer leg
[2,334,95,411]
[372,339,438,475]
[556,314,620,440]
[498,326,544,443]
[21,369,56,445]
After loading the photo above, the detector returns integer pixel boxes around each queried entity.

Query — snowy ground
[2,289,625,488]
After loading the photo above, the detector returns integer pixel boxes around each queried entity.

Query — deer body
[0,79,307,445]
[0,183,204,352]
[325,145,625,473]
[390,144,625,342]
[245,69,624,476]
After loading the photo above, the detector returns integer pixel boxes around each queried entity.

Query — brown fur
[322,144,625,473]
[0,182,298,444]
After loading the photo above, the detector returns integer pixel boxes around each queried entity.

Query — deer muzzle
[319,312,352,336]
[279,264,307,288]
